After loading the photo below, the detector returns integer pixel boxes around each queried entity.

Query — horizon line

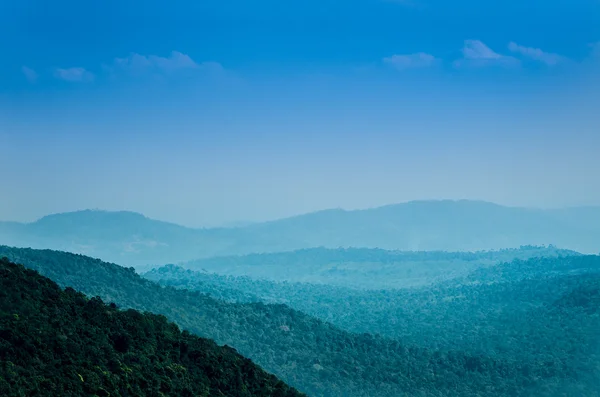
[4,198,600,229]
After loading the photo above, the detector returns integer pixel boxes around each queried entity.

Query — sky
[1,0,600,227]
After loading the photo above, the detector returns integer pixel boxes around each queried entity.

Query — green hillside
[0,258,304,397]
[148,257,600,369]
[179,246,579,289]
[0,245,581,397]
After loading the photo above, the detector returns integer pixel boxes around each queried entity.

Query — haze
[1,2,600,396]
[2,0,600,227]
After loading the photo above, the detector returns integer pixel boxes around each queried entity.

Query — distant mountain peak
[35,209,148,224]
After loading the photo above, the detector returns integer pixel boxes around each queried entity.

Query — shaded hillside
[2,201,600,267]
[0,258,304,397]
[180,246,579,289]
[0,246,579,397]
[148,256,600,371]
[457,254,600,284]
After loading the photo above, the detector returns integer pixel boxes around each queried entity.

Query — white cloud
[454,40,519,68]
[54,67,94,82]
[462,40,503,60]
[508,42,566,65]
[383,53,438,70]
[111,51,223,75]
[21,66,38,83]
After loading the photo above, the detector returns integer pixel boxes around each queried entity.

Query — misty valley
[1,202,599,396]
[5,0,600,394]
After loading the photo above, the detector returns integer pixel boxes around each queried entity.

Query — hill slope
[0,210,207,269]
[147,256,600,369]
[179,246,580,289]
[2,200,600,267]
[0,245,579,397]
[0,258,304,397]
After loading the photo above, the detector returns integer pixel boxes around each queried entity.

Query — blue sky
[1,0,600,227]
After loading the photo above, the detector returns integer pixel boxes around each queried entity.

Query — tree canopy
[0,258,304,397]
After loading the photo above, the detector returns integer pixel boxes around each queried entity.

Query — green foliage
[0,258,304,397]
[149,255,600,396]
[180,246,579,289]
[0,246,590,396]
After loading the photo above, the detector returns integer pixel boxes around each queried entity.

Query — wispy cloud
[454,40,519,68]
[21,66,38,83]
[383,53,438,70]
[508,42,566,65]
[110,51,223,75]
[462,40,502,59]
[54,67,94,82]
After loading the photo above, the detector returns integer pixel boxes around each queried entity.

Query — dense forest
[147,257,600,370]
[1,246,593,396]
[179,246,579,289]
[0,258,304,397]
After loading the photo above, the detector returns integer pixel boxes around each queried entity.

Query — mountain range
[178,246,581,289]
[2,200,600,268]
[2,245,598,396]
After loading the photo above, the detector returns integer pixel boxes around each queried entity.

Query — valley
[1,243,599,396]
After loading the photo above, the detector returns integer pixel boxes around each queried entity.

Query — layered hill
[178,245,580,289]
[0,258,304,397]
[0,210,204,269]
[2,200,600,267]
[148,256,600,365]
[0,245,580,397]
[149,254,600,396]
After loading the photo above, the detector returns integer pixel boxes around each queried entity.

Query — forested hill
[0,245,581,397]
[179,246,579,288]
[147,256,600,379]
[2,200,600,267]
[0,258,304,397]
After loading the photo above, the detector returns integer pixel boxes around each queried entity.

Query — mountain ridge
[0,245,587,397]
[2,200,600,267]
[10,199,600,228]
[178,245,581,289]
